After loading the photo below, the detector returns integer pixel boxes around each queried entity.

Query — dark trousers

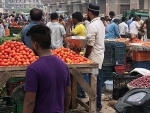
[77,74,89,97]
[97,69,102,109]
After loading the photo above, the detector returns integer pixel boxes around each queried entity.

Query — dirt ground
[68,89,116,113]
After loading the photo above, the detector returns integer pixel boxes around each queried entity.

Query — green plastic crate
[0,97,16,113]
[8,77,25,83]
[9,27,22,36]
[15,101,23,113]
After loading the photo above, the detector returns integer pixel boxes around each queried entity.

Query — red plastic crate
[115,65,125,74]
[125,63,133,72]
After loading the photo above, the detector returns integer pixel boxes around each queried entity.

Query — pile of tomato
[51,48,92,64]
[0,41,38,66]
[0,41,92,67]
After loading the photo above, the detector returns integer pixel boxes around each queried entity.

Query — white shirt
[119,22,129,35]
[129,21,140,35]
[46,22,66,48]
[86,17,105,69]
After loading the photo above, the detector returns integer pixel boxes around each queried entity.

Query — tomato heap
[0,41,38,66]
[52,48,92,64]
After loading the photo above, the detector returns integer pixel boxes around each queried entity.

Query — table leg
[70,74,78,109]
[89,74,97,113]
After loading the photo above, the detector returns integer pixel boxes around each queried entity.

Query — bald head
[30,8,43,21]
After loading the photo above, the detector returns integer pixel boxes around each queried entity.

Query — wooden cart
[0,63,99,113]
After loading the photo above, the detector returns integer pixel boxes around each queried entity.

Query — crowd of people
[0,2,148,113]
[101,11,148,40]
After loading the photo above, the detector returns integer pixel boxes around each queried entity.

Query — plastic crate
[113,88,129,100]
[14,101,23,113]
[132,51,150,61]
[8,77,25,83]
[132,61,150,70]
[102,66,113,76]
[112,72,142,100]
[102,76,113,87]
[103,42,126,66]
[0,97,16,113]
[103,42,114,66]
[115,65,125,74]
[6,82,24,96]
[9,27,22,36]
[101,66,113,86]
[113,42,126,65]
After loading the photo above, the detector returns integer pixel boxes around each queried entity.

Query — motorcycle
[115,88,150,113]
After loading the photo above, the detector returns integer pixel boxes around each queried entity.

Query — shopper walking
[105,19,121,39]
[46,13,67,49]
[119,17,129,38]
[23,25,71,113]
[21,8,43,48]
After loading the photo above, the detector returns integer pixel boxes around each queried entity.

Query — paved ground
[68,89,116,113]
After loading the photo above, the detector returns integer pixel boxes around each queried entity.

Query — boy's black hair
[109,11,115,17]
[88,9,99,16]
[72,12,83,22]
[122,17,126,22]
[50,13,58,20]
[30,8,43,21]
[59,15,64,19]
[113,19,119,23]
[27,25,51,49]
[129,16,131,19]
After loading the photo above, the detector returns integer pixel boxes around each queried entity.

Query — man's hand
[84,45,93,58]
[67,18,73,27]
[66,18,74,36]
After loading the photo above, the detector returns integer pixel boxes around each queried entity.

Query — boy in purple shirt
[23,25,71,113]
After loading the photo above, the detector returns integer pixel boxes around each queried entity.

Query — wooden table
[0,63,99,113]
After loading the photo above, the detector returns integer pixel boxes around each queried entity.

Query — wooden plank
[0,63,98,72]
[70,74,78,109]
[0,66,27,72]
[70,68,96,100]
[76,98,89,111]
[69,68,93,74]
[68,63,98,68]
[0,72,12,88]
[89,74,97,113]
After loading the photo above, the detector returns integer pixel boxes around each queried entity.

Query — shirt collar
[30,21,38,24]
[91,17,100,23]
[75,22,83,27]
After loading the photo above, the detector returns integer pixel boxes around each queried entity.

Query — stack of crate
[132,51,150,70]
[102,41,126,86]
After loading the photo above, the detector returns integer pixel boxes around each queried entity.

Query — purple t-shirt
[25,55,71,113]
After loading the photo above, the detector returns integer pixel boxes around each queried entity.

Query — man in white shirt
[46,13,67,49]
[85,3,105,112]
[129,18,140,38]
[119,17,129,38]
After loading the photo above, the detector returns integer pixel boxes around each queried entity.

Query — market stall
[0,39,99,113]
[0,64,99,113]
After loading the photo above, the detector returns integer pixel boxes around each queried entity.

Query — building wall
[144,0,149,10]
[106,0,140,15]
[98,0,106,14]
[130,0,139,9]
[139,0,144,9]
